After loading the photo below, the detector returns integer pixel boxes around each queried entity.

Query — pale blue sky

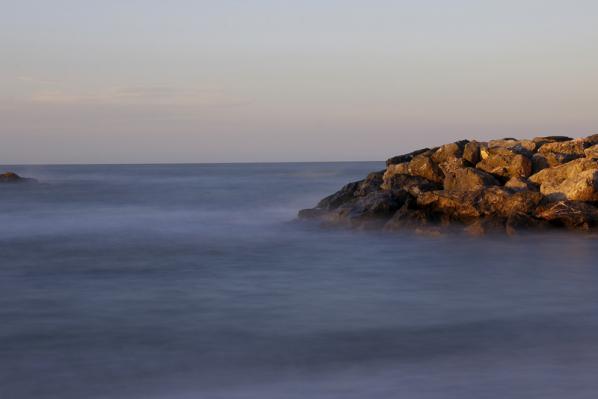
[2,0,597,164]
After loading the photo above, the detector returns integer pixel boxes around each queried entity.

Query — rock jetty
[299,135,598,234]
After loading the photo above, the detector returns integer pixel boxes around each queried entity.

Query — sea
[1,162,598,399]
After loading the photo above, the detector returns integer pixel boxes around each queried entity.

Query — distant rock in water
[0,172,37,184]
[298,135,598,235]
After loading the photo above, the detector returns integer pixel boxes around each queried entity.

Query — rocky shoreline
[299,135,598,235]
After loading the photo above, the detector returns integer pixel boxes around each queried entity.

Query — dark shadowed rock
[382,173,441,196]
[444,167,499,192]
[0,172,37,183]
[384,199,430,231]
[532,136,573,148]
[531,153,550,174]
[354,171,385,197]
[463,140,482,165]
[585,134,598,146]
[316,181,361,211]
[334,191,410,228]
[535,201,598,230]
[386,148,431,166]
[505,176,539,192]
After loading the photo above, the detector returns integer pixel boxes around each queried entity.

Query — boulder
[381,163,410,189]
[315,181,361,211]
[335,191,410,228]
[505,176,538,192]
[431,140,468,164]
[463,140,482,165]
[475,147,532,179]
[386,148,432,166]
[382,173,441,196]
[584,134,598,146]
[488,138,536,153]
[538,138,591,166]
[417,190,481,221]
[535,201,598,230]
[384,199,430,231]
[0,172,36,183]
[477,187,543,218]
[584,144,598,159]
[408,154,444,183]
[539,169,598,202]
[444,167,499,192]
[354,171,385,197]
[532,136,573,149]
[529,158,598,186]
[531,153,550,174]
[0,172,22,183]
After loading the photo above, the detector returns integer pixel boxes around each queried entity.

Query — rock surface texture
[298,135,598,234]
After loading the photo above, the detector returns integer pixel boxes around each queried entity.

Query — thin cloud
[17,76,59,85]
[27,86,252,108]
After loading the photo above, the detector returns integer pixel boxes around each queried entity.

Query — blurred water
[1,163,597,399]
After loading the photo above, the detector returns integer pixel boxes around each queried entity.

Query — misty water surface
[1,163,598,399]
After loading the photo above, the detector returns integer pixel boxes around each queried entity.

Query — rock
[431,140,468,164]
[584,134,598,146]
[335,191,410,228]
[384,199,430,231]
[538,138,591,166]
[0,172,22,183]
[477,187,543,218]
[584,144,598,159]
[531,153,550,174]
[463,140,482,165]
[382,173,441,196]
[535,201,598,230]
[0,172,36,183]
[417,190,481,222]
[354,171,384,197]
[488,138,536,153]
[408,154,444,183]
[529,158,598,186]
[475,147,532,179]
[444,167,499,192]
[381,163,410,189]
[315,181,361,211]
[299,134,598,234]
[539,169,598,202]
[312,171,384,211]
[532,136,573,148]
[505,176,538,192]
[386,148,432,166]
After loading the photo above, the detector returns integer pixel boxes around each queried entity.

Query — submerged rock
[298,134,598,234]
[0,172,36,183]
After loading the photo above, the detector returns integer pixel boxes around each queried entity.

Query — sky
[1,0,598,164]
